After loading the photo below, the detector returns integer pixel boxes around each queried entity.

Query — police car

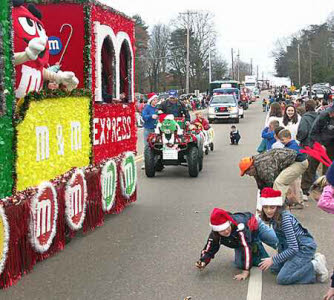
[208,94,240,123]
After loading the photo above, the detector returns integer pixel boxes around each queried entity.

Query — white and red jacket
[200,212,256,271]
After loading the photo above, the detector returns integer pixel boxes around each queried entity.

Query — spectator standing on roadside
[282,105,301,140]
[141,93,159,169]
[277,129,308,208]
[262,120,280,151]
[272,126,285,149]
[265,102,283,127]
[296,100,319,198]
[316,99,329,113]
[310,105,334,175]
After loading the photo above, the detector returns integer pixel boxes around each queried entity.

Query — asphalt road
[2,94,333,300]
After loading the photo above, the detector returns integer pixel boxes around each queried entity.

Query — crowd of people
[195,87,334,299]
[135,93,209,127]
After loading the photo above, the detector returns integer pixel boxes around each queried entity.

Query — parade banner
[16,97,91,191]
[93,103,137,163]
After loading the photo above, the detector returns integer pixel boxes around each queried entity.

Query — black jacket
[296,111,318,146]
[310,111,334,146]
[199,212,255,271]
[159,100,190,121]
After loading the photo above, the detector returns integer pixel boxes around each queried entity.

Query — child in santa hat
[196,208,278,281]
[259,187,328,285]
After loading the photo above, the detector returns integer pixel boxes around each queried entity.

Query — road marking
[135,154,144,163]
[247,268,262,300]
[246,94,268,300]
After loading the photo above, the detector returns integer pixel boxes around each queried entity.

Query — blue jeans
[271,235,316,285]
[257,219,278,249]
[234,220,278,269]
[144,128,155,151]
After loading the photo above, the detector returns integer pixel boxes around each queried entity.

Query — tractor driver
[159,90,190,123]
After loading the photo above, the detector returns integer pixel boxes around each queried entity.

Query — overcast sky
[105,0,333,78]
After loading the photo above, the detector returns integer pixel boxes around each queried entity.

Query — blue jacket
[261,127,276,150]
[284,140,307,162]
[142,104,158,129]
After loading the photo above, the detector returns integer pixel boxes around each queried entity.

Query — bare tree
[147,24,170,92]
[169,11,221,92]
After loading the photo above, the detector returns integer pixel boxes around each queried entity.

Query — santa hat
[147,92,158,103]
[210,208,244,232]
[260,188,283,207]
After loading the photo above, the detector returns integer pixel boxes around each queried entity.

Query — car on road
[208,94,240,123]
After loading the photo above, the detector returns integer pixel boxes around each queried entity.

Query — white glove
[57,71,79,91]
[25,37,47,60]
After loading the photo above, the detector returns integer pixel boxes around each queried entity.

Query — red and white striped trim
[260,196,283,207]
[238,231,250,270]
[210,221,230,232]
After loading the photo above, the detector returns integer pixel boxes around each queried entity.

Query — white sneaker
[312,253,329,282]
[141,165,145,170]
[303,194,309,202]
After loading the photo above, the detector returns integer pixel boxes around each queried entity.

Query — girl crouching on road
[259,187,328,285]
[196,208,278,281]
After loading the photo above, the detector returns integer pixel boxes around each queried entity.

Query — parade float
[0,0,137,288]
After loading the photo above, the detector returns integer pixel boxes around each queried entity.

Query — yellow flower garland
[16,97,91,191]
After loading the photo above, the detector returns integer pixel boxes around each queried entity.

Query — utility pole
[237,49,240,82]
[180,11,197,94]
[231,48,234,80]
[309,40,312,97]
[297,43,301,87]
[250,58,253,75]
[209,47,212,83]
[256,65,259,80]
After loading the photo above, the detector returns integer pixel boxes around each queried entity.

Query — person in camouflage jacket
[239,148,297,191]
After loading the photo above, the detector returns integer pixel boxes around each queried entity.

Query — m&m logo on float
[30,182,58,253]
[65,169,87,230]
[101,160,117,212]
[121,152,137,199]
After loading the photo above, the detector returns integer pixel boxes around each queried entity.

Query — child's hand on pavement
[233,270,249,281]
[324,287,334,300]
[195,260,206,270]
[259,257,273,271]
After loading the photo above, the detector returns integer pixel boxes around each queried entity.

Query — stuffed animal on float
[12,0,79,99]
[156,115,183,145]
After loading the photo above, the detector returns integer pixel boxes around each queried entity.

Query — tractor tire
[210,143,214,151]
[155,160,164,172]
[199,155,203,172]
[187,146,199,177]
[144,148,156,177]
[234,118,240,124]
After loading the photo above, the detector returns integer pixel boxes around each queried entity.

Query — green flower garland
[0,0,15,198]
